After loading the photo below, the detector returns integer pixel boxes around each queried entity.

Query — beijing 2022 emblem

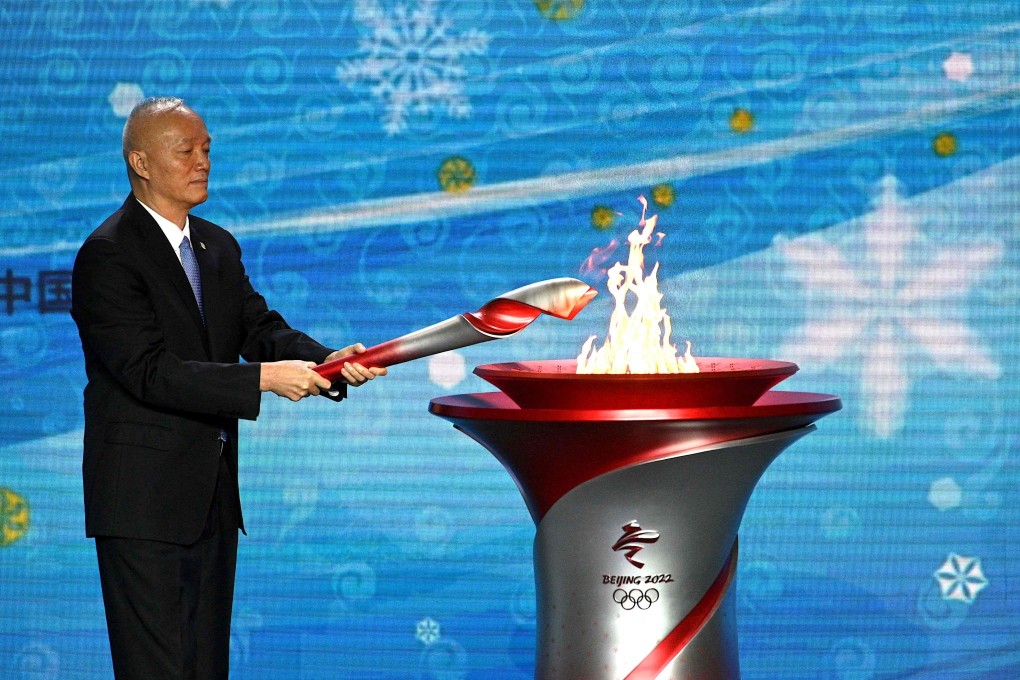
[605,520,673,610]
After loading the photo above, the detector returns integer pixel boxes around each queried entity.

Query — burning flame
[576,196,698,375]
[579,238,619,278]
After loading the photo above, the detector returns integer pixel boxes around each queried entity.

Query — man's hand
[324,343,388,386]
[260,360,333,401]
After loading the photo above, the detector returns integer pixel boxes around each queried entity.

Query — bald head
[122,96,191,163]
[121,97,212,227]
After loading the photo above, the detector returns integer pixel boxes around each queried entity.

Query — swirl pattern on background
[1,2,1019,678]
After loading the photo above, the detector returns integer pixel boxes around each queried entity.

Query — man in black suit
[71,97,386,679]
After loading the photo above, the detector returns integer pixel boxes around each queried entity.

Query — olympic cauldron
[429,358,841,679]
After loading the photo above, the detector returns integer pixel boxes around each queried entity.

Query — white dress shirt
[136,198,193,265]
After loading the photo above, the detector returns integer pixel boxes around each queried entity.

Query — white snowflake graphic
[927,476,961,511]
[415,616,441,646]
[934,553,988,604]
[427,351,466,389]
[107,82,144,118]
[779,174,1001,437]
[337,0,489,135]
[942,52,974,83]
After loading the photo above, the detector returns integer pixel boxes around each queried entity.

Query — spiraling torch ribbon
[313,277,597,385]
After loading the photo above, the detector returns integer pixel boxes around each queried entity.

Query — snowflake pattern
[780,175,1001,437]
[415,616,441,646]
[934,553,988,604]
[107,82,144,118]
[427,351,466,389]
[337,0,489,135]
[942,52,974,83]
[927,476,961,511]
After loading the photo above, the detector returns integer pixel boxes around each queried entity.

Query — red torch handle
[313,339,405,382]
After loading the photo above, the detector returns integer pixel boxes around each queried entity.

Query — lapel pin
[200,242,206,250]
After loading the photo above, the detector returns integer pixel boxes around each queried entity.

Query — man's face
[140,109,211,213]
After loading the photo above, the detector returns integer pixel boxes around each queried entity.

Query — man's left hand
[325,343,388,386]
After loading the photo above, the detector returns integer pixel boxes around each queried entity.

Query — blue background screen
[1,2,1018,678]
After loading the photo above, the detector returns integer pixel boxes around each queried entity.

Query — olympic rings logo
[613,587,659,610]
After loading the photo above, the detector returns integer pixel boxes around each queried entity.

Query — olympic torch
[313,277,597,385]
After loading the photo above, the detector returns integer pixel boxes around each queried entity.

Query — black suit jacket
[72,195,343,544]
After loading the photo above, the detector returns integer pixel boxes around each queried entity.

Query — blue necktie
[179,236,205,324]
[181,235,228,444]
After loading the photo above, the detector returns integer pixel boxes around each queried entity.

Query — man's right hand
[259,360,333,401]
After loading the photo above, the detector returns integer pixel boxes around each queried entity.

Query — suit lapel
[125,197,209,340]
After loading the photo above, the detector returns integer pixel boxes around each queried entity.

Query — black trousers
[95,451,240,680]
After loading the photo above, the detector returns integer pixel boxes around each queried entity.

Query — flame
[579,238,619,277]
[576,196,699,375]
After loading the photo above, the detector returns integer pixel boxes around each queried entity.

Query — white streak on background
[475,0,793,83]
[234,82,1020,236]
[2,15,1017,191]
[3,80,1018,258]
[223,19,1020,193]
[0,3,778,183]
[2,15,1018,235]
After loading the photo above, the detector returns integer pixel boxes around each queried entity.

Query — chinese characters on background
[1,269,72,315]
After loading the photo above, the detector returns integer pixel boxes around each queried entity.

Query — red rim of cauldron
[473,358,799,409]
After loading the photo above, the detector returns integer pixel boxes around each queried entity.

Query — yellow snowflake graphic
[730,108,754,134]
[933,132,957,157]
[1,488,29,547]
[590,205,616,231]
[651,183,675,208]
[437,156,477,193]
[534,0,584,21]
